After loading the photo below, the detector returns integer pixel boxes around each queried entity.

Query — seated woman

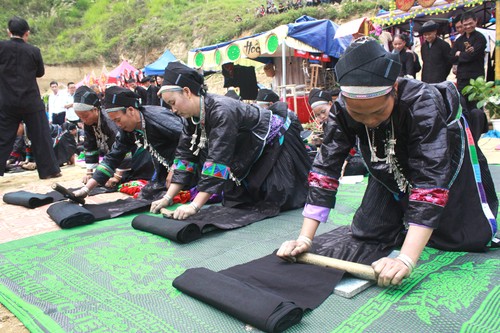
[277,38,498,287]
[150,62,311,218]
[73,86,183,199]
[72,86,155,188]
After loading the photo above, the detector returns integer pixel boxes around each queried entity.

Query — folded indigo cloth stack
[47,202,95,229]
[131,215,202,243]
[173,267,303,333]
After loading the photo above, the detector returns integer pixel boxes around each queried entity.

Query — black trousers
[0,108,60,178]
[51,112,66,125]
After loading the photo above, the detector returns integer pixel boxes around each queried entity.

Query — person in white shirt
[48,81,67,125]
[64,82,79,124]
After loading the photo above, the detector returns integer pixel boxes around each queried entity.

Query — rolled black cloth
[131,214,201,243]
[46,202,95,229]
[3,191,55,208]
[173,267,303,333]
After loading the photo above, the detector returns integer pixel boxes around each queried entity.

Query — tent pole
[496,0,500,85]
[281,40,287,99]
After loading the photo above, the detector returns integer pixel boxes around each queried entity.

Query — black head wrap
[162,62,206,96]
[256,89,279,103]
[335,39,401,88]
[73,86,101,111]
[308,88,332,108]
[104,86,140,111]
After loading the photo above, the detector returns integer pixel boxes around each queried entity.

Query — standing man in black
[127,78,148,105]
[0,16,60,179]
[451,12,487,97]
[141,76,160,106]
[420,20,452,84]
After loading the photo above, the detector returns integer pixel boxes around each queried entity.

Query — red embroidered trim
[308,172,339,191]
[409,188,449,207]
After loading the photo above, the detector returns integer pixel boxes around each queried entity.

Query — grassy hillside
[0,0,387,65]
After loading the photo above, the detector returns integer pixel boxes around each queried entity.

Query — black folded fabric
[84,198,152,220]
[46,203,95,229]
[221,253,345,310]
[3,191,55,208]
[131,215,202,243]
[3,187,112,209]
[47,198,152,228]
[173,227,395,331]
[181,205,277,231]
[173,267,303,333]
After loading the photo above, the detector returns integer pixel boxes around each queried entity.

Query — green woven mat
[0,177,499,333]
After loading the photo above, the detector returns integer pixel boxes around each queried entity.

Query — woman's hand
[276,235,313,261]
[171,203,198,220]
[372,256,412,287]
[150,195,173,213]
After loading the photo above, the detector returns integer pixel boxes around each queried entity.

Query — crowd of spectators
[254,0,341,18]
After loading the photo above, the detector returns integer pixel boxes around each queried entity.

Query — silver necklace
[189,95,207,156]
[93,111,109,153]
[135,112,171,171]
[365,118,410,193]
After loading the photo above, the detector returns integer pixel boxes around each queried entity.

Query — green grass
[0,0,385,65]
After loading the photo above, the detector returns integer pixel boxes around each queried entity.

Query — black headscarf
[255,89,279,103]
[162,62,206,96]
[73,86,101,111]
[335,39,401,97]
[104,86,140,111]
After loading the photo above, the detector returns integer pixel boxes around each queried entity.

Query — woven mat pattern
[0,177,499,332]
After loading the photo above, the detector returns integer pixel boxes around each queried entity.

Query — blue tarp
[287,16,351,59]
[143,49,178,76]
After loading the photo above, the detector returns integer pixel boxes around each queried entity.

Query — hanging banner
[226,44,241,62]
[214,49,222,65]
[266,33,279,54]
[194,51,205,68]
[395,0,415,11]
[418,0,436,7]
[242,39,261,59]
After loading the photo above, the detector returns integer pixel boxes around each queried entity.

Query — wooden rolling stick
[296,253,377,281]
[51,183,86,205]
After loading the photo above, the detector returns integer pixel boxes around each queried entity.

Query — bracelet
[189,201,200,213]
[297,235,313,248]
[81,186,90,195]
[113,173,122,180]
[163,194,173,206]
[396,253,416,275]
